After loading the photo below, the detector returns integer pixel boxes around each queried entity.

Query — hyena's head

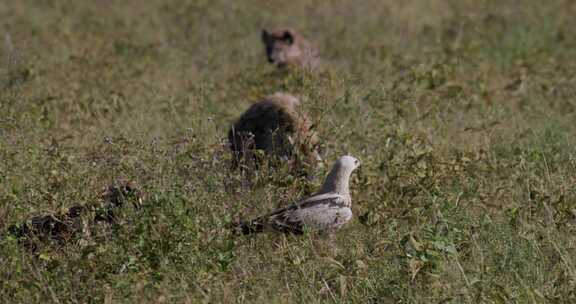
[261,29,303,67]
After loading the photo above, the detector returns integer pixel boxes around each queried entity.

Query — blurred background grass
[1,0,575,303]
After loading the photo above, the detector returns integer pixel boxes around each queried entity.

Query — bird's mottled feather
[235,155,359,235]
[262,194,351,233]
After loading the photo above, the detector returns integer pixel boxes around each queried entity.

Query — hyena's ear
[282,30,294,45]
[261,29,271,43]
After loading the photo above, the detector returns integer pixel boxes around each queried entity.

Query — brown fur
[261,29,320,70]
[228,93,320,169]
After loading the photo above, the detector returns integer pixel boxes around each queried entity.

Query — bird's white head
[336,155,361,171]
[319,155,360,195]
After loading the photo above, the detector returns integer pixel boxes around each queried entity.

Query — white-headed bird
[236,155,360,235]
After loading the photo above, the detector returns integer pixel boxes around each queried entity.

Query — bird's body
[236,155,360,235]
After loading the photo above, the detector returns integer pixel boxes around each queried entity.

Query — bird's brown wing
[266,194,350,233]
[237,193,349,235]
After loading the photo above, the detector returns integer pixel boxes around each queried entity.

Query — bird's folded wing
[287,201,352,230]
[264,192,342,218]
[268,193,351,232]
[295,192,346,207]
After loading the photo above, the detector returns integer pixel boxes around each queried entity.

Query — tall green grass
[1,0,575,302]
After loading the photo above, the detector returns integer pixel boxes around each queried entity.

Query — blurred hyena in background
[261,29,320,71]
[228,92,321,174]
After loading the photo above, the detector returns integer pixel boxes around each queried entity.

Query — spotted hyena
[261,29,320,70]
[228,92,321,170]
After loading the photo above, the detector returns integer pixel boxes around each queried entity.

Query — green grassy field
[1,0,576,303]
